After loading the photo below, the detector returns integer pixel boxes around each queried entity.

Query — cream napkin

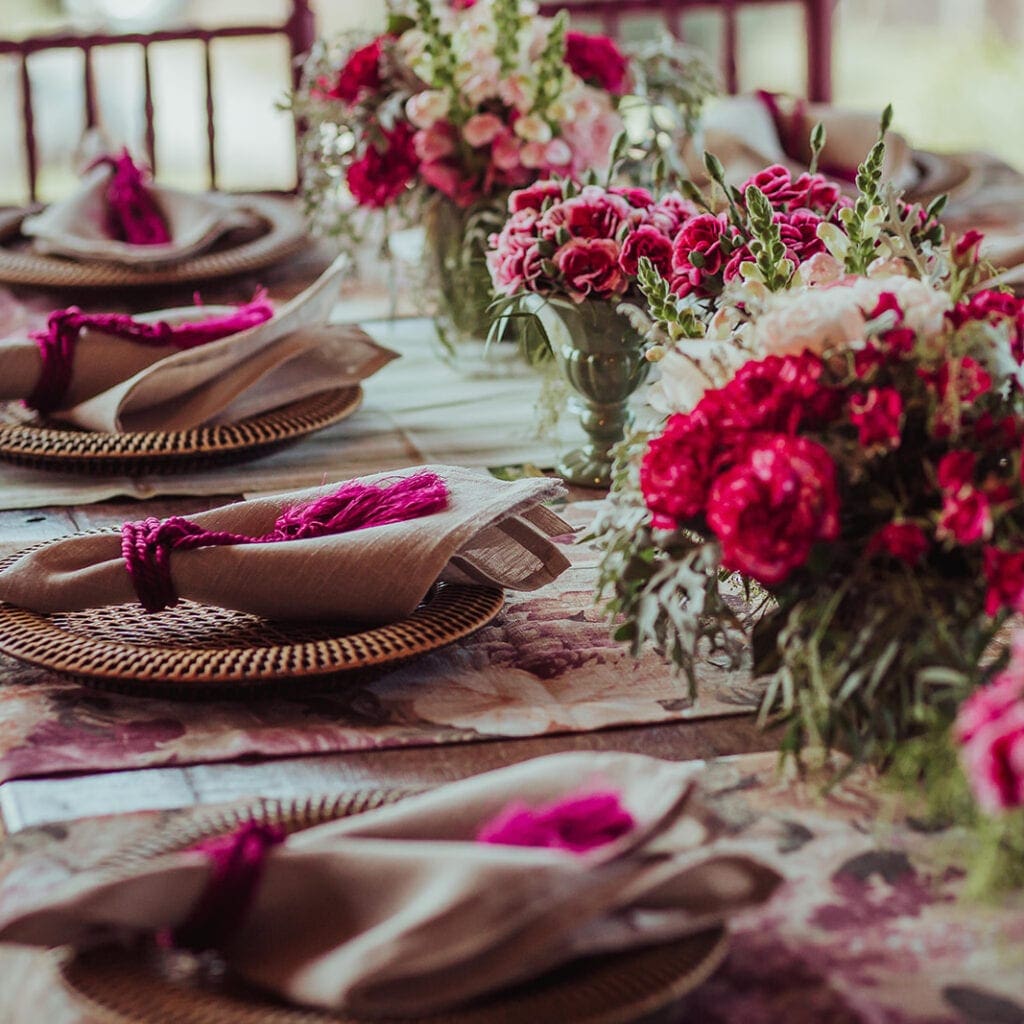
[0,751,782,1017]
[20,161,264,266]
[0,257,394,432]
[687,93,917,194]
[0,466,572,622]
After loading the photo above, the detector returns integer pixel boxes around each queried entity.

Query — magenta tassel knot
[94,149,172,246]
[476,790,636,854]
[163,821,285,954]
[121,472,450,613]
[26,293,273,414]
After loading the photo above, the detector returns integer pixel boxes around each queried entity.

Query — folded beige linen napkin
[0,466,572,622]
[0,751,782,1017]
[687,93,917,193]
[20,160,264,266]
[0,257,393,432]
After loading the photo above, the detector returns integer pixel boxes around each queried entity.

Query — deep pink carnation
[867,522,929,565]
[540,188,632,241]
[487,209,544,296]
[848,387,903,449]
[564,31,630,95]
[706,434,841,586]
[554,237,624,300]
[509,180,563,213]
[645,193,699,236]
[739,164,845,215]
[346,122,419,208]
[610,185,655,208]
[618,224,673,277]
[476,790,635,853]
[671,214,730,292]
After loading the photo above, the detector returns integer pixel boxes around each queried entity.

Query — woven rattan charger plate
[59,792,728,1024]
[0,195,307,288]
[0,535,506,697]
[0,386,362,475]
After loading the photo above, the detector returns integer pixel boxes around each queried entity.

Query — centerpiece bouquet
[590,112,1024,888]
[294,0,715,357]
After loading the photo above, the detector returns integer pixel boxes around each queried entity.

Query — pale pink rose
[561,104,624,174]
[519,141,547,169]
[544,138,573,167]
[800,252,843,286]
[462,112,504,148]
[491,131,522,172]
[414,124,456,163]
[405,90,450,130]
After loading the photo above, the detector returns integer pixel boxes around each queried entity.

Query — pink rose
[462,112,504,148]
[618,224,673,277]
[554,237,625,300]
[564,31,630,95]
[491,130,523,172]
[706,434,841,587]
[958,697,1024,814]
[937,488,991,545]
[419,160,478,207]
[867,522,929,565]
[414,123,457,163]
[848,387,903,449]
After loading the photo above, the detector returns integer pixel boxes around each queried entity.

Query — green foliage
[533,10,569,114]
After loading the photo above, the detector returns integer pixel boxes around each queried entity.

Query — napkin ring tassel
[161,821,285,955]
[26,295,273,415]
[121,472,450,613]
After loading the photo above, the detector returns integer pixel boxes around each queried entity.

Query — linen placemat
[0,317,585,511]
[3,751,1022,1024]
[0,502,758,785]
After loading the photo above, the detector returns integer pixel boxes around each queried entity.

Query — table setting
[2,0,1024,1022]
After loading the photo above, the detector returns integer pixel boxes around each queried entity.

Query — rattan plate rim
[0,534,506,695]
[59,792,728,1024]
[0,386,362,475]
[0,195,307,288]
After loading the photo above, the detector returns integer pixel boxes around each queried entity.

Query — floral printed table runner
[2,751,1022,1024]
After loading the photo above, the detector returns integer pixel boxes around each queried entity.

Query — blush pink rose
[462,112,504,148]
[491,130,523,172]
[414,123,457,163]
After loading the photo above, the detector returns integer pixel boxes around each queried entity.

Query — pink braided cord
[26,291,273,414]
[92,149,172,246]
[121,472,450,614]
[159,821,286,953]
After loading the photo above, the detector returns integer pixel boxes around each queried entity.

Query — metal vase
[529,298,650,488]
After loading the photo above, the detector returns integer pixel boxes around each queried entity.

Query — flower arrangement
[590,112,1024,884]
[296,0,715,238]
[293,0,715,354]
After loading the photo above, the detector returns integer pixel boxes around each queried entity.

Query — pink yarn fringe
[476,790,636,854]
[94,149,172,246]
[121,472,451,613]
[26,292,273,414]
[160,821,285,953]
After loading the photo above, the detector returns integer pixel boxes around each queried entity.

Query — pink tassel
[273,471,450,540]
[26,293,273,414]
[122,473,451,613]
[476,791,635,854]
[95,149,172,246]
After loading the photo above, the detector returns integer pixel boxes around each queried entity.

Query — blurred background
[1,0,1022,202]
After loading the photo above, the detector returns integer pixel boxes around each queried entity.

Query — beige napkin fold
[0,257,394,432]
[687,93,917,193]
[0,751,782,1017]
[20,161,264,266]
[0,466,572,622]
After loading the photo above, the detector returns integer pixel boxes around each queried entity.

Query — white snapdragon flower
[513,114,552,143]
[406,90,451,130]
